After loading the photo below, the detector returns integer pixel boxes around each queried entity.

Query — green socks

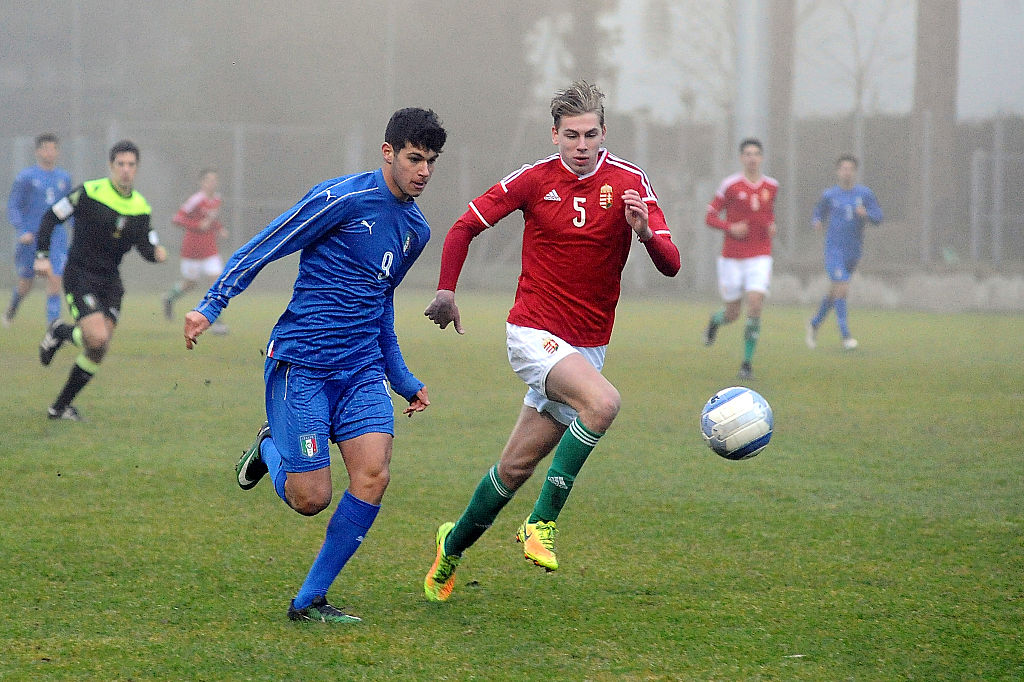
[743,316,760,363]
[445,465,515,556]
[529,418,603,523]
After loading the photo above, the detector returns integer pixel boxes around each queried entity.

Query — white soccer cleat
[842,337,858,351]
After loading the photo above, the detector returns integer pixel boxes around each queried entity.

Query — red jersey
[438,150,679,347]
[173,191,223,259]
[705,173,778,258]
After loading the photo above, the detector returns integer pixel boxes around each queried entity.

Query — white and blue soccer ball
[700,386,774,460]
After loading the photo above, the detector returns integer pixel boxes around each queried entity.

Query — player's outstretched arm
[183,310,211,350]
[423,289,464,334]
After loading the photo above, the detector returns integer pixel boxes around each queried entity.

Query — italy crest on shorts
[600,184,613,209]
[299,433,319,458]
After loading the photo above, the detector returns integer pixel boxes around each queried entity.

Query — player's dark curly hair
[385,108,447,154]
[109,139,140,163]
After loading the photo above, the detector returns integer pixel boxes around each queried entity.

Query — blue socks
[811,295,851,338]
[46,294,60,323]
[834,298,850,338]
[811,295,833,328]
[292,490,380,609]
[259,437,289,503]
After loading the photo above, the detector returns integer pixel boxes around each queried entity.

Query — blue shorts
[263,358,395,473]
[824,250,859,283]
[15,227,68,278]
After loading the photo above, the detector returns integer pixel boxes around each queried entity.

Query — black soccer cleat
[287,596,361,624]
[236,421,271,490]
[737,361,754,381]
[39,319,66,366]
[702,320,719,346]
[48,405,83,422]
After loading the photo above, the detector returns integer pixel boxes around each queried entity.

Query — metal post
[232,124,245,251]
[969,148,985,262]
[920,110,933,264]
[992,118,1005,265]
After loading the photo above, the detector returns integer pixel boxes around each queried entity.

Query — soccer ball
[700,386,773,460]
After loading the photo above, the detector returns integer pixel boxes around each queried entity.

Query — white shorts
[717,255,773,302]
[506,323,606,426]
[180,254,224,280]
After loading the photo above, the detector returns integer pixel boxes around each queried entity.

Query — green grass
[0,291,1021,680]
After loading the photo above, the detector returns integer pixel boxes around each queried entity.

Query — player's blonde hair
[550,80,605,129]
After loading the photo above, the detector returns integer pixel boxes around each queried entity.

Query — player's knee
[287,482,332,516]
[84,344,107,364]
[585,387,620,431]
[290,492,331,517]
[353,466,391,501]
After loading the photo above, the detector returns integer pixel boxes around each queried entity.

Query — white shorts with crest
[717,254,773,301]
[505,323,607,426]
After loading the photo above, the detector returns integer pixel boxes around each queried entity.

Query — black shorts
[63,267,123,324]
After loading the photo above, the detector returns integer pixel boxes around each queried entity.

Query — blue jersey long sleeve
[7,165,73,237]
[195,168,429,399]
[813,184,883,261]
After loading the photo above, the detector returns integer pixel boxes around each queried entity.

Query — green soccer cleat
[236,421,270,490]
[287,596,361,624]
[424,521,461,602]
[516,518,558,571]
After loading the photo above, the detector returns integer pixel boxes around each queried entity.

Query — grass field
[0,290,1021,681]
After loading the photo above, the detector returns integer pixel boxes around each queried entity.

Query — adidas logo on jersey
[543,189,561,201]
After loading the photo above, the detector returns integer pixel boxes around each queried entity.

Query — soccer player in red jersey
[422,80,680,602]
[162,169,229,332]
[701,138,778,380]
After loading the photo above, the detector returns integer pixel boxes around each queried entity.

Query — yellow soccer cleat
[515,519,558,571]
[424,522,461,602]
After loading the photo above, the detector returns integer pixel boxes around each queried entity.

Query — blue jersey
[812,184,883,261]
[195,169,429,400]
[8,165,72,263]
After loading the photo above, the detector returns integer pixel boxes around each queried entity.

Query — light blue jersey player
[184,108,446,624]
[4,133,72,325]
[806,154,883,350]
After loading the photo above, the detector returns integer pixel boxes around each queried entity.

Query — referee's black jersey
[37,177,161,284]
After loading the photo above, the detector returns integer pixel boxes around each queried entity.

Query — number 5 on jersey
[573,197,586,227]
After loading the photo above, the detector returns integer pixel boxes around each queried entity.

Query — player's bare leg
[516,354,620,570]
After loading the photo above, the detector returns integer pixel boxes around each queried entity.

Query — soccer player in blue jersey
[183,108,446,624]
[805,154,883,350]
[5,133,73,326]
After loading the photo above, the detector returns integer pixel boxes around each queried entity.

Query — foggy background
[2,0,1022,311]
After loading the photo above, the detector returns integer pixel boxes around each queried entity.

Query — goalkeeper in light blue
[184,108,446,624]
[806,155,883,351]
